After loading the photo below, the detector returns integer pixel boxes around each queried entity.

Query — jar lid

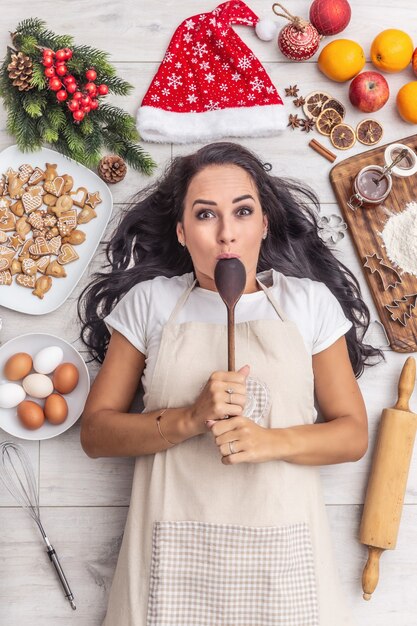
[384,143,417,177]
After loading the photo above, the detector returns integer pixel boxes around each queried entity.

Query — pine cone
[98,155,127,184]
[7,51,34,91]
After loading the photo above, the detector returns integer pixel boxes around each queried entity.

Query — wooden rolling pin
[360,356,417,600]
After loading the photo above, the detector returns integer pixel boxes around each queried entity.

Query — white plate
[0,145,113,315]
[0,333,90,440]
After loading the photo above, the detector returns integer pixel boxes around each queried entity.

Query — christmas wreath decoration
[0,18,155,175]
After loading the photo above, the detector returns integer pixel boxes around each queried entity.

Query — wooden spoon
[214,258,246,371]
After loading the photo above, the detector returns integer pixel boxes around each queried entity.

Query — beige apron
[103,277,353,626]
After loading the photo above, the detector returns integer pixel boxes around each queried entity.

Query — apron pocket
[147,520,319,626]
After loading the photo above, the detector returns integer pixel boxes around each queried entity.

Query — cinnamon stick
[308,138,337,163]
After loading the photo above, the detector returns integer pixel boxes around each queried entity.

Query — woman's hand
[189,365,250,434]
[210,416,276,465]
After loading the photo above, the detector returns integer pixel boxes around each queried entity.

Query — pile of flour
[381,202,417,276]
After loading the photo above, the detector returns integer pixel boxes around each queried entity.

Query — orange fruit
[318,39,365,82]
[371,29,414,73]
[396,82,417,124]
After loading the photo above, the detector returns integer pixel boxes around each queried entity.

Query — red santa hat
[137,0,287,143]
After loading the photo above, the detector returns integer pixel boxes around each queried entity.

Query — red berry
[90,99,99,110]
[49,78,62,91]
[55,64,68,76]
[85,69,97,81]
[72,91,83,100]
[42,56,54,67]
[65,74,76,83]
[82,105,91,114]
[98,84,109,95]
[66,83,77,94]
[84,82,97,95]
[43,48,54,57]
[56,90,68,102]
[81,95,91,107]
[73,110,85,122]
[44,66,56,78]
[55,49,67,62]
[63,48,73,60]
[67,99,79,112]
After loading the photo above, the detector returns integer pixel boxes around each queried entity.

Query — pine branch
[22,91,47,117]
[117,140,156,176]
[30,60,47,89]
[19,34,39,56]
[101,75,133,96]
[15,18,46,35]
[79,115,94,136]
[45,103,67,131]
[94,103,138,140]
[70,45,115,76]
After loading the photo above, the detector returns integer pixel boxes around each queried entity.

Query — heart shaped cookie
[22,186,43,214]
[58,243,79,265]
[29,236,51,256]
[44,176,65,197]
[70,187,88,207]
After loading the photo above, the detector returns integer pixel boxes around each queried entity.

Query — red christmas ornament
[273,3,321,61]
[309,0,351,36]
[56,89,68,102]
[49,77,62,91]
[44,66,56,78]
[98,84,109,95]
[68,99,80,112]
[73,110,85,121]
[55,64,68,76]
[55,49,67,62]
[85,69,97,81]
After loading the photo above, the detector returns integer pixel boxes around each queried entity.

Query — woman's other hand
[210,416,275,465]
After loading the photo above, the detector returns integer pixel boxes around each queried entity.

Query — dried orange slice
[330,123,356,150]
[356,119,383,145]
[303,91,332,119]
[322,98,346,119]
[316,108,343,136]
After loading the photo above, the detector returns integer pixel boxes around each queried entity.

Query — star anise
[300,118,315,133]
[293,96,306,107]
[285,84,299,97]
[288,114,301,129]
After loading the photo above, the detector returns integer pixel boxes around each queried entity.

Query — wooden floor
[1,1,417,624]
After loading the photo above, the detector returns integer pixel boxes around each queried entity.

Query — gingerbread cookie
[0,269,12,286]
[22,185,43,214]
[70,187,88,207]
[57,243,79,265]
[16,273,37,288]
[27,167,46,186]
[32,275,52,299]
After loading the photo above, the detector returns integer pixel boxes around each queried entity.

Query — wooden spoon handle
[228,308,235,372]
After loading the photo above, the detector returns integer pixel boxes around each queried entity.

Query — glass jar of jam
[347,165,392,211]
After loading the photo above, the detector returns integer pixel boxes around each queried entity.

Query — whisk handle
[45,539,76,610]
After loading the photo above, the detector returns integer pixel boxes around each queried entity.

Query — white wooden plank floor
[1,1,417,624]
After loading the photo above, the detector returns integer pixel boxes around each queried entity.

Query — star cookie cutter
[363,252,402,291]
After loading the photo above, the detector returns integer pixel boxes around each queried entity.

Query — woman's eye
[196,209,215,219]
[236,206,253,216]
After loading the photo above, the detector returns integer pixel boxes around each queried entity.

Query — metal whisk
[0,441,76,610]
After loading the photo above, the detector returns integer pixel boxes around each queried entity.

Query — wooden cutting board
[330,134,417,353]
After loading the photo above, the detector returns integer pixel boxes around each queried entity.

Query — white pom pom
[255,18,278,41]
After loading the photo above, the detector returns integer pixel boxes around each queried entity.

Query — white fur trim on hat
[137,103,288,144]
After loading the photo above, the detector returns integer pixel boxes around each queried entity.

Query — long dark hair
[78,141,383,376]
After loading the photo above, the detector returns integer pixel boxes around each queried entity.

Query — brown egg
[17,400,45,430]
[44,393,68,425]
[52,363,79,394]
[4,352,33,381]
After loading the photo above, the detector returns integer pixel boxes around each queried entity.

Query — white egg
[0,382,26,409]
[33,346,64,375]
[22,373,54,399]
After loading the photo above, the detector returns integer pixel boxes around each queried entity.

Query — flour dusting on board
[381,202,417,276]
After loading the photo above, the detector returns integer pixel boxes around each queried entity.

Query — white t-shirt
[104,270,352,406]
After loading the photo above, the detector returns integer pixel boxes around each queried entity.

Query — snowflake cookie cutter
[385,293,417,327]
[318,214,348,245]
[363,252,403,291]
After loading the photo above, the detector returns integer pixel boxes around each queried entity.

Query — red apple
[309,0,351,36]
[349,71,389,112]
[412,48,417,77]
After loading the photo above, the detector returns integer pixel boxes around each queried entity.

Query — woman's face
[177,164,267,292]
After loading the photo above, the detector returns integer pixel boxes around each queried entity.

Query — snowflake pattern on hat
[137,1,287,143]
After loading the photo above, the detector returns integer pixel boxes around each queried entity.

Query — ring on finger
[228,441,236,455]
[226,388,234,404]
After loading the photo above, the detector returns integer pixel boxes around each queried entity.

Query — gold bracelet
[156,409,176,446]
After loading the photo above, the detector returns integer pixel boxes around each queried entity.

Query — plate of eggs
[0,333,90,440]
